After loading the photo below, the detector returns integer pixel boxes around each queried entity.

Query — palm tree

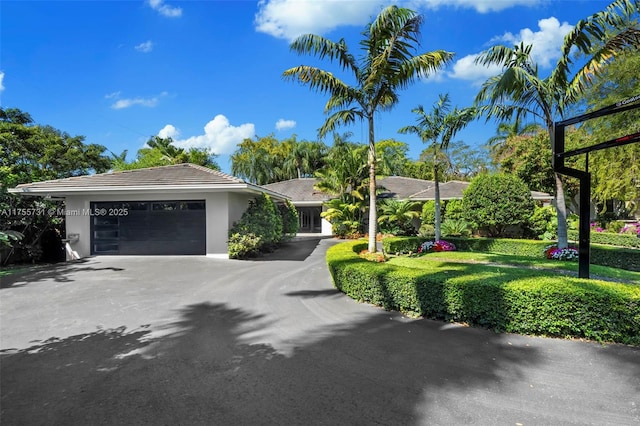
[283,5,454,252]
[486,119,541,161]
[377,199,421,236]
[399,94,476,240]
[474,0,640,248]
[314,133,368,202]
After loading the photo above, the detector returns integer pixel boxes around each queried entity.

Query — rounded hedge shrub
[463,173,535,237]
[229,193,283,258]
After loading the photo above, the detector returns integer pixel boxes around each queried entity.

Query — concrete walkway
[1,238,639,425]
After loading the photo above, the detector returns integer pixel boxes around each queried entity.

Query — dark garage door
[90,201,206,255]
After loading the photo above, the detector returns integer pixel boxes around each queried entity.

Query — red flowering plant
[417,240,456,254]
[544,244,579,261]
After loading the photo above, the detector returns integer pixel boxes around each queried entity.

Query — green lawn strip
[388,252,640,284]
[328,240,640,345]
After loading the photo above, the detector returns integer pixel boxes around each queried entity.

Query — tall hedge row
[327,241,640,345]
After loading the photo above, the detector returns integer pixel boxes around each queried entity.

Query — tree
[283,5,454,252]
[376,139,410,176]
[116,136,220,171]
[463,173,535,237]
[581,49,640,211]
[485,119,541,163]
[474,0,640,248]
[314,133,369,202]
[398,93,476,241]
[0,107,112,263]
[377,199,420,236]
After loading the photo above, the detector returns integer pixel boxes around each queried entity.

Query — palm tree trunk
[434,144,441,241]
[368,114,377,253]
[555,172,569,249]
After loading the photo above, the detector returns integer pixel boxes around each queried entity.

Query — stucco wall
[63,191,246,259]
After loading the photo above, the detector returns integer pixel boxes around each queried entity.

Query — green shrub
[229,193,283,254]
[440,218,471,237]
[444,199,464,221]
[228,233,262,259]
[608,220,626,233]
[526,205,557,240]
[568,230,640,249]
[421,200,443,227]
[328,241,640,345]
[463,173,535,237]
[279,200,299,241]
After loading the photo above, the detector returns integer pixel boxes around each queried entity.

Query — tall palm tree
[283,5,454,252]
[474,0,640,248]
[399,94,476,240]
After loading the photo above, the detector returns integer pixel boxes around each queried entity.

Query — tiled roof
[11,163,246,192]
[262,178,331,202]
[378,176,435,200]
[409,180,470,200]
[263,176,437,203]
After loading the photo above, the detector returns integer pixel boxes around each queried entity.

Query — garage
[90,200,206,255]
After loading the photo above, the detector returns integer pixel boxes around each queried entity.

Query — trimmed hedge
[382,236,640,272]
[327,240,640,345]
[568,230,640,249]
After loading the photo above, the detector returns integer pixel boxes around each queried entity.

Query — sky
[0,0,615,174]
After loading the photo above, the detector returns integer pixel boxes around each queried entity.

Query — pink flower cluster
[620,223,640,236]
[417,240,456,254]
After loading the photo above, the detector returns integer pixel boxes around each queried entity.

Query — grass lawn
[0,264,48,278]
[387,251,640,284]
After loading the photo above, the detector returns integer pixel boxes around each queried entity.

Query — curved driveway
[1,238,639,425]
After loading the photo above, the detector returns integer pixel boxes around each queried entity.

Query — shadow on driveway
[0,259,124,289]
[1,302,542,425]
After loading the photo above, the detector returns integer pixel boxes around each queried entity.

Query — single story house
[263,177,553,236]
[9,163,288,259]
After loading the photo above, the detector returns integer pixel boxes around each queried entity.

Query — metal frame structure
[553,94,640,278]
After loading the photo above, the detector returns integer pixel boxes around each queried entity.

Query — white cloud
[494,17,573,68]
[275,118,296,131]
[110,92,167,109]
[158,124,179,139]
[417,0,543,13]
[135,40,154,53]
[255,0,381,41]
[448,16,573,82]
[0,71,5,92]
[147,0,182,18]
[168,115,255,155]
[104,91,121,99]
[447,53,503,83]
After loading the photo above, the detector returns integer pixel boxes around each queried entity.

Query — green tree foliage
[463,173,535,237]
[399,93,476,240]
[320,198,366,238]
[474,0,640,247]
[485,119,541,162]
[228,193,283,258]
[375,139,410,176]
[115,136,220,171]
[314,133,368,202]
[279,200,299,241]
[444,199,464,221]
[1,107,112,263]
[284,5,454,253]
[402,160,433,180]
[499,131,556,194]
[526,205,558,240]
[377,199,420,236]
[231,134,327,184]
[581,49,640,211]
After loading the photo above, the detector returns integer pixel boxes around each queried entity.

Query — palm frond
[289,34,359,75]
[318,109,363,139]
[282,66,351,98]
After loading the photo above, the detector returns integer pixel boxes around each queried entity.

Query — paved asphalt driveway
[1,238,639,425]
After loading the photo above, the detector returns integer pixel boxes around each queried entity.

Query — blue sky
[1,0,613,174]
